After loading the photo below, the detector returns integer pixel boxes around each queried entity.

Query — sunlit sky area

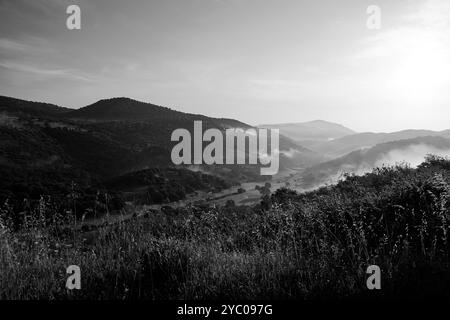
[1,0,449,132]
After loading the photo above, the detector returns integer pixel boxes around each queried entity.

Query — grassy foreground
[1,155,450,300]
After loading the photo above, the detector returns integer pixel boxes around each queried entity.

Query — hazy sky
[1,0,449,132]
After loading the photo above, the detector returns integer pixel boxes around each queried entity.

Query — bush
[1,156,450,299]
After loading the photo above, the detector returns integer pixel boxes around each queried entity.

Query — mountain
[65,97,249,128]
[64,97,322,171]
[260,120,355,142]
[0,95,322,206]
[301,129,450,158]
[0,95,71,117]
[302,136,450,188]
[0,96,238,172]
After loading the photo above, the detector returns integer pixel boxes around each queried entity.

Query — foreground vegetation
[1,156,450,299]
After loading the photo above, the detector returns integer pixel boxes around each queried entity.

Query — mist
[304,143,450,189]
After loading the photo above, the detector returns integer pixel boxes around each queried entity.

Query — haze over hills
[260,120,356,142]
[261,118,450,161]
[301,129,450,158]
[302,136,450,188]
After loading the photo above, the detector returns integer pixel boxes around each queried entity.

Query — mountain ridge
[0,95,71,117]
[301,129,450,158]
[0,95,321,186]
[259,120,356,142]
[302,135,450,188]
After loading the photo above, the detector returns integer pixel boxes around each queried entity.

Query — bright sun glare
[389,30,449,100]
[370,0,450,102]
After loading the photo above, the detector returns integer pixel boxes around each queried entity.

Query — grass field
[1,156,450,300]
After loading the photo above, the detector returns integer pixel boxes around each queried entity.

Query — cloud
[311,144,450,189]
[0,61,96,82]
[0,0,73,18]
[0,37,55,55]
[374,144,450,168]
[280,148,301,159]
[0,39,30,51]
[0,37,98,83]
[403,0,450,28]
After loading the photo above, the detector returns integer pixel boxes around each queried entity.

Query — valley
[2,95,450,220]
[2,95,450,301]
[76,168,305,229]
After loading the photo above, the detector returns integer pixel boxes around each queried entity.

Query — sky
[0,0,449,132]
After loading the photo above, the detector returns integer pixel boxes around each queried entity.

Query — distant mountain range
[300,129,450,158]
[260,120,355,142]
[260,119,450,160]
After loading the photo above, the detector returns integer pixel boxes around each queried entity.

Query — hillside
[66,97,249,128]
[0,96,322,209]
[2,156,450,299]
[302,129,450,158]
[302,136,450,188]
[65,97,322,169]
[260,120,355,142]
[0,96,71,118]
[0,96,321,174]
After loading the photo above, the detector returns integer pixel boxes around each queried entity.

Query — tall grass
[1,156,449,300]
